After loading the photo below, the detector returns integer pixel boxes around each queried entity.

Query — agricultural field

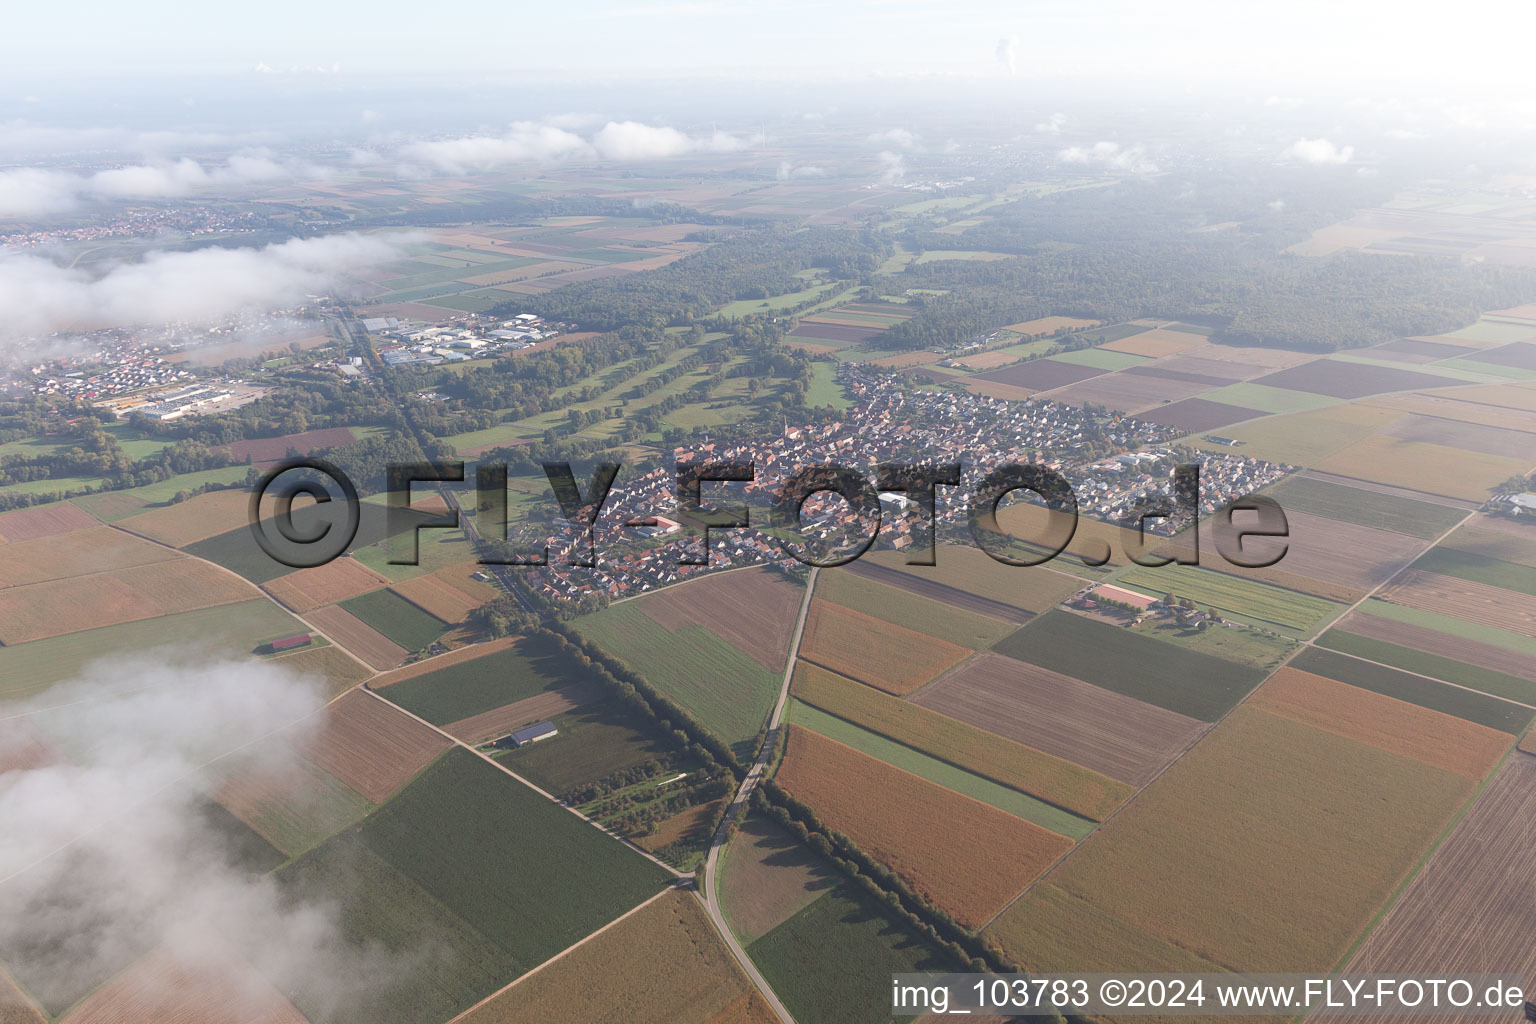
[798,601,969,696]
[338,588,450,652]
[0,600,308,704]
[1317,624,1536,705]
[746,879,947,1024]
[791,660,1131,820]
[1099,326,1207,358]
[1342,754,1536,1003]
[262,557,392,613]
[444,681,604,745]
[214,748,375,858]
[624,566,804,672]
[1289,648,1534,734]
[776,725,1074,928]
[1316,433,1531,502]
[388,561,498,623]
[914,652,1208,787]
[1438,512,1536,567]
[1134,398,1265,433]
[460,889,771,1024]
[1412,546,1536,595]
[1376,569,1536,637]
[1260,475,1468,539]
[987,704,1485,973]
[788,699,1095,838]
[1190,403,1401,466]
[991,611,1270,721]
[970,358,1105,392]
[573,597,783,759]
[493,695,674,798]
[305,604,408,670]
[56,949,309,1024]
[303,690,453,802]
[855,543,1081,615]
[1037,369,1210,414]
[0,525,178,587]
[1252,358,1458,399]
[719,814,840,944]
[355,749,671,971]
[0,500,100,542]
[0,557,256,644]
[1117,561,1344,636]
[811,570,1020,649]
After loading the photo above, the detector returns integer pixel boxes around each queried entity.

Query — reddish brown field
[1134,398,1265,432]
[56,949,310,1024]
[116,490,251,547]
[637,566,804,672]
[304,690,451,802]
[962,378,1038,401]
[798,601,969,696]
[68,493,148,521]
[956,349,1029,370]
[0,502,98,543]
[371,637,519,688]
[1338,755,1536,1022]
[0,526,180,587]
[1251,668,1511,779]
[218,428,358,466]
[1384,413,1536,459]
[972,360,1105,391]
[632,799,723,853]
[389,562,497,623]
[0,558,254,644]
[1379,569,1536,635]
[305,605,408,670]
[1100,328,1206,358]
[788,323,883,344]
[0,719,55,774]
[1126,355,1253,383]
[867,350,943,369]
[1216,510,1428,601]
[1252,359,1455,399]
[843,560,1029,623]
[0,970,44,1024]
[1001,316,1100,335]
[444,681,605,744]
[263,558,391,613]
[1041,371,1209,413]
[719,814,839,943]
[776,726,1074,928]
[914,653,1207,786]
[1333,610,1536,682]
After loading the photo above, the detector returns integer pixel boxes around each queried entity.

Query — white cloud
[0,153,329,219]
[1268,199,1286,211]
[996,37,1018,76]
[0,168,80,219]
[1034,113,1067,134]
[1058,141,1159,174]
[400,122,591,173]
[867,127,917,149]
[876,150,905,185]
[776,161,827,180]
[1282,137,1354,164]
[591,121,759,160]
[0,232,405,344]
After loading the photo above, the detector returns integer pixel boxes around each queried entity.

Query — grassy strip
[1412,547,1536,597]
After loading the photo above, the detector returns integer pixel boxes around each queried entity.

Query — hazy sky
[7,0,1534,91]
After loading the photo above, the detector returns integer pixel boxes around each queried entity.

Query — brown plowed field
[1041,371,1209,413]
[0,502,98,542]
[57,949,310,1024]
[633,799,723,853]
[1251,668,1510,778]
[387,576,481,623]
[1122,363,1236,386]
[956,349,1030,370]
[798,602,969,696]
[963,378,1037,401]
[304,690,451,802]
[973,360,1105,391]
[218,427,356,466]
[444,681,605,744]
[843,560,1029,623]
[116,489,251,546]
[868,350,943,368]
[1183,344,1322,370]
[860,544,1084,611]
[305,605,408,670]
[0,719,55,774]
[0,526,179,587]
[914,653,1207,786]
[719,814,839,943]
[1133,353,1262,380]
[788,323,883,344]
[636,566,804,672]
[1385,413,1536,458]
[1002,316,1100,335]
[0,971,43,1024]
[1441,517,1536,567]
[0,559,254,644]
[1253,359,1455,399]
[370,636,519,687]
[1133,398,1264,432]
[1379,569,1536,635]
[1100,328,1206,358]
[1372,339,1474,361]
[777,726,1074,928]
[1337,755,1536,1023]
[263,558,391,613]
[1217,510,1427,601]
[1367,392,1536,433]
[1466,340,1536,369]
[1334,609,1536,681]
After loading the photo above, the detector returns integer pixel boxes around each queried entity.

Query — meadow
[494,697,675,798]
[814,569,1016,649]
[339,588,450,652]
[375,637,573,724]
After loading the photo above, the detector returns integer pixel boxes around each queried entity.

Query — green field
[1048,348,1149,371]
[787,700,1094,839]
[358,749,671,969]
[1202,382,1339,414]
[378,637,575,725]
[747,881,947,1024]
[1290,647,1534,734]
[574,602,781,759]
[1354,598,1536,657]
[278,836,520,1024]
[495,696,674,798]
[1118,562,1343,637]
[816,570,1015,649]
[1412,547,1536,597]
[1315,629,1536,706]
[0,600,306,703]
[804,361,854,409]
[992,611,1270,721]
[718,279,845,318]
[1261,476,1467,539]
[220,757,373,858]
[1127,614,1297,671]
[340,589,450,652]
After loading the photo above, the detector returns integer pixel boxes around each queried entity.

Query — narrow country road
[696,565,818,1024]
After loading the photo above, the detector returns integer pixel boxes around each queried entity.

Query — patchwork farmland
[797,601,969,696]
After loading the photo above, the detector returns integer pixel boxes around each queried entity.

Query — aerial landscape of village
[3,3,1536,1023]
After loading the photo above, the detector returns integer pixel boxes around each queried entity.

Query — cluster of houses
[1076,583,1220,629]
[509,367,1293,600]
[373,313,569,368]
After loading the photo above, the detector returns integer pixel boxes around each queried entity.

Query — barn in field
[508,721,558,747]
[268,633,314,653]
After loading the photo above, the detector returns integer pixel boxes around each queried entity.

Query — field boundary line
[442,884,681,1024]
[355,687,685,879]
[979,503,1486,934]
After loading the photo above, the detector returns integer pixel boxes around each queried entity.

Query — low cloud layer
[996,37,1018,76]
[0,655,399,1018]
[0,232,403,344]
[400,119,762,173]
[1059,140,1160,175]
[1283,137,1354,164]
